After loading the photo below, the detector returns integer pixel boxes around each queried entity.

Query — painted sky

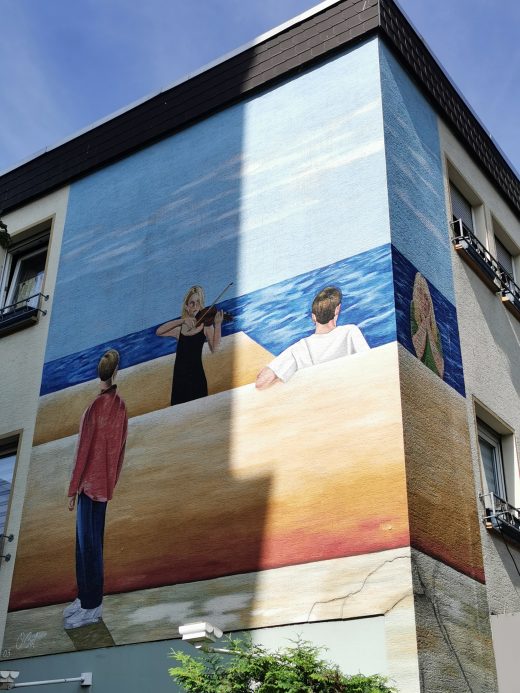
[44,40,390,360]
[0,0,519,175]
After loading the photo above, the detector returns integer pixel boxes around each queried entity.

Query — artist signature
[15,631,47,650]
[0,631,47,658]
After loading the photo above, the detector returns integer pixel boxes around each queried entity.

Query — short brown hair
[311,286,342,324]
[98,349,120,382]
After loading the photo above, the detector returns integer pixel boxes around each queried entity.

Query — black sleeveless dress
[171,329,208,405]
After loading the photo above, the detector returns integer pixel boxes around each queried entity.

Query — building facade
[0,1,519,691]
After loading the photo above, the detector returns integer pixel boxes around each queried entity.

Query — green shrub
[169,637,398,692]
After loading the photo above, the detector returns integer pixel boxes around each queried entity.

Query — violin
[195,306,233,327]
[194,281,234,327]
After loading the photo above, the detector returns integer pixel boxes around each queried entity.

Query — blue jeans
[75,492,107,609]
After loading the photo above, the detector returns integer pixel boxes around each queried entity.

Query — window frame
[474,397,520,508]
[0,224,50,336]
[447,165,487,243]
[450,181,476,235]
[492,217,518,282]
[447,169,520,318]
[478,419,507,501]
[495,237,514,277]
[0,435,19,542]
[449,177,503,293]
[3,245,48,311]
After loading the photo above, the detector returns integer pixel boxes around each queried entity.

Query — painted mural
[1,40,489,692]
[3,38,412,659]
[10,255,403,607]
[410,273,444,379]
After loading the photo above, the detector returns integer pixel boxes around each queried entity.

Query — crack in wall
[413,561,475,693]
[383,591,412,615]
[306,554,409,621]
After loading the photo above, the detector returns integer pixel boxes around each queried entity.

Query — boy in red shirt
[63,349,128,629]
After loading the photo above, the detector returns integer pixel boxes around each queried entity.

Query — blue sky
[0,0,519,176]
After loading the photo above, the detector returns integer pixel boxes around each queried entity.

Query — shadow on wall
[7,71,275,657]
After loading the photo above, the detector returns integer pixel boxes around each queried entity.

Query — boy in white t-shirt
[255,286,369,389]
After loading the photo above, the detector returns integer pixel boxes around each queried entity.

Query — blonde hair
[98,349,120,383]
[181,285,205,318]
[412,273,435,328]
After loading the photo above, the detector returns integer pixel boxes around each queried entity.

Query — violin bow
[195,281,234,327]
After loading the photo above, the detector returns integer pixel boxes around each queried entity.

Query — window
[477,413,520,543]
[448,172,520,322]
[478,420,507,501]
[491,220,520,319]
[450,182,474,233]
[449,181,502,292]
[0,226,49,336]
[0,437,18,538]
[495,237,514,278]
[493,217,517,280]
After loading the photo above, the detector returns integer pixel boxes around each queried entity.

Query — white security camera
[178,622,223,648]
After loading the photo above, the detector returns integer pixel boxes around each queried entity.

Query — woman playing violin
[156,285,223,406]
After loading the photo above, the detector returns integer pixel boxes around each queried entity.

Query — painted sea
[41,242,465,397]
[41,244,396,395]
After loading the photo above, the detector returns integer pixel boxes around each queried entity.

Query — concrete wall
[491,613,520,693]
[0,188,69,646]
[439,120,520,690]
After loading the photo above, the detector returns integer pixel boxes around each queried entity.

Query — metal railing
[480,492,520,540]
[0,292,48,322]
[450,219,520,304]
[499,265,520,306]
[450,219,502,284]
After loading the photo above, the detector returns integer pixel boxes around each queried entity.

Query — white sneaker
[63,598,81,618]
[64,604,103,630]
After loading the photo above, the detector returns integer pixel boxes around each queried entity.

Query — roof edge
[0,0,343,179]
[1,0,518,219]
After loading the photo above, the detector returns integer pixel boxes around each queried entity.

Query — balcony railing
[481,492,520,544]
[450,219,503,291]
[0,292,48,337]
[451,219,520,321]
[498,266,520,320]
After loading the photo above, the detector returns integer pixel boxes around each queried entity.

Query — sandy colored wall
[490,613,520,693]
[399,344,495,687]
[11,344,409,610]
[399,346,485,581]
